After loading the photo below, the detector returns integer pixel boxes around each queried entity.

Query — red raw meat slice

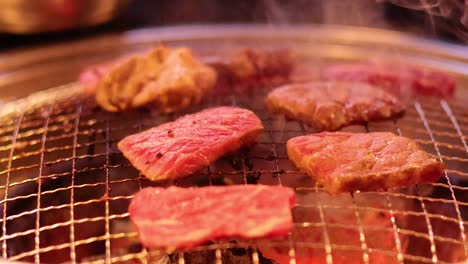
[118,106,264,181]
[129,185,296,249]
[287,132,444,194]
[321,63,456,97]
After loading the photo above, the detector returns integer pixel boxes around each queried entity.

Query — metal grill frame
[0,25,467,264]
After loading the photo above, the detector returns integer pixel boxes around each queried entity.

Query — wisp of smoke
[388,0,468,41]
[262,0,468,42]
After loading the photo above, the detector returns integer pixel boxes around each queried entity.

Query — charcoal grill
[0,25,468,264]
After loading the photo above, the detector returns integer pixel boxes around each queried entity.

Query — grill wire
[0,76,467,264]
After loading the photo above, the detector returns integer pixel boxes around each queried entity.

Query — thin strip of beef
[118,106,264,181]
[265,82,405,131]
[321,62,456,98]
[287,132,445,194]
[129,185,296,249]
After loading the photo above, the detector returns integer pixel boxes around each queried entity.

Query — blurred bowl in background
[0,0,132,34]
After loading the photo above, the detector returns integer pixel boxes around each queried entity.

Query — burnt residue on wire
[87,130,97,156]
[228,155,243,171]
[246,170,262,184]
[164,246,278,264]
[272,169,285,177]
[196,174,235,186]
[265,151,276,161]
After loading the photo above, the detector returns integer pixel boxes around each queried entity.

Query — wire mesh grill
[0,80,466,264]
[1,25,468,263]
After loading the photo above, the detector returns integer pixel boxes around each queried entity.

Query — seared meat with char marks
[287,132,444,194]
[265,82,405,131]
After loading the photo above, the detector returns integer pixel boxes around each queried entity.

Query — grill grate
[1,24,468,263]
[0,81,466,264]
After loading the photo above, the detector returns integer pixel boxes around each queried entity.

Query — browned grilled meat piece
[287,132,445,194]
[265,81,405,131]
[84,48,293,112]
[95,46,217,112]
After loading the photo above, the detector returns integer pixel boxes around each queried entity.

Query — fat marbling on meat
[287,132,445,194]
[118,106,264,181]
[265,81,405,131]
[129,185,296,249]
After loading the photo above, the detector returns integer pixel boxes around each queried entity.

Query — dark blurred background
[0,0,467,51]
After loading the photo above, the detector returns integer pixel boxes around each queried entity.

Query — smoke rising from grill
[262,0,388,26]
[389,0,466,21]
[388,0,468,39]
[262,0,468,41]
